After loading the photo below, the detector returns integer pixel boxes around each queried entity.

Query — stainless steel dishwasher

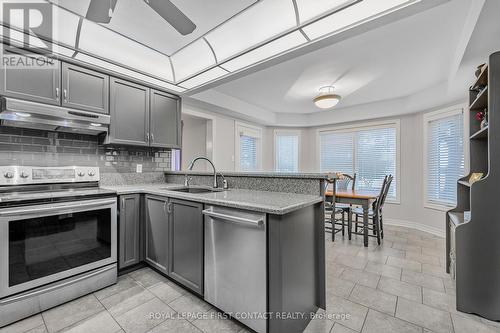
[203,206,267,333]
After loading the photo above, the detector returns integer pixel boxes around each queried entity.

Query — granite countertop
[101,184,324,215]
[165,171,334,180]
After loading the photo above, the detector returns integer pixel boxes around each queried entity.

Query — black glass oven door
[9,208,112,287]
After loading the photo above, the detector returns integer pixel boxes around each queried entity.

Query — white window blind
[356,127,397,197]
[275,133,299,172]
[320,132,354,175]
[426,112,464,206]
[319,125,398,199]
[240,135,258,171]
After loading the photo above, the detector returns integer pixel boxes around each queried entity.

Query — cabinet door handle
[55,88,60,99]
[63,89,68,102]
[145,132,150,142]
[151,133,154,142]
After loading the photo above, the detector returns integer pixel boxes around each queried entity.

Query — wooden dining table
[325,189,379,247]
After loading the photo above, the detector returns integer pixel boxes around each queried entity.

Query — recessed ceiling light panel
[221,31,307,72]
[205,0,296,62]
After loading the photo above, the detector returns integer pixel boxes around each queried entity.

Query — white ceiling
[51,0,257,55]
[189,0,498,126]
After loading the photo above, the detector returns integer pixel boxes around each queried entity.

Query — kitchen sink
[165,187,223,194]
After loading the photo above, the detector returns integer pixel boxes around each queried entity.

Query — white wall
[181,99,465,234]
[182,101,269,172]
[181,114,208,171]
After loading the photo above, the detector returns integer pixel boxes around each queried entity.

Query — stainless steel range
[0,166,117,327]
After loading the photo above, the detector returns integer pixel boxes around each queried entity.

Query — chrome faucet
[187,157,218,188]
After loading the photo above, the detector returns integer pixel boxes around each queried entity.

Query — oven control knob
[4,172,14,179]
[78,172,85,177]
[88,171,96,177]
[20,172,29,178]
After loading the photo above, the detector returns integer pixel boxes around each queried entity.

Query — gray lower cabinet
[107,78,150,146]
[62,63,109,114]
[150,89,181,148]
[169,199,204,294]
[118,194,141,269]
[145,195,169,274]
[0,48,61,105]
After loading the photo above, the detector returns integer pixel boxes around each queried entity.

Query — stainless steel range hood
[0,98,110,135]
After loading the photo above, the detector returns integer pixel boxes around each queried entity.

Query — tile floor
[2,225,500,333]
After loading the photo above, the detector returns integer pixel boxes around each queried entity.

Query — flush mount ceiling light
[313,86,341,109]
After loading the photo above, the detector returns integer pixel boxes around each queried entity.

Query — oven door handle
[0,198,117,217]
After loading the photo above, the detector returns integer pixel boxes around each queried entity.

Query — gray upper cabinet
[108,78,150,146]
[145,195,169,274]
[62,63,109,114]
[0,49,61,105]
[150,89,181,148]
[118,194,141,270]
[169,199,204,294]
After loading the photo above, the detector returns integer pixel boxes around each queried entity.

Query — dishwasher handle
[202,209,264,227]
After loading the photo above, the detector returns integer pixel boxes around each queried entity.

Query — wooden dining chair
[332,173,356,240]
[349,175,391,245]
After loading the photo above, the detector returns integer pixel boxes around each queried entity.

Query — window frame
[274,129,301,172]
[316,119,401,204]
[235,121,263,171]
[423,106,467,211]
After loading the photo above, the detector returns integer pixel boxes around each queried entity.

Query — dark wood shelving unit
[446,52,500,321]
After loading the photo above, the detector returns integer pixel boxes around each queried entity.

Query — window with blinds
[275,132,299,172]
[239,135,258,171]
[319,124,398,200]
[426,111,464,206]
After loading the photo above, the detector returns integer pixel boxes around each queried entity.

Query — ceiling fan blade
[86,0,118,24]
[144,0,196,36]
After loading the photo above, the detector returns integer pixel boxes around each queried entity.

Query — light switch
[136,164,143,173]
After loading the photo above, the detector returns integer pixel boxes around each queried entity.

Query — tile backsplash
[0,127,171,173]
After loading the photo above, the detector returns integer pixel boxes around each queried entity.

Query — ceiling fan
[85,0,197,35]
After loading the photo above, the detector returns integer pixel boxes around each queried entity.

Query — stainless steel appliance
[0,98,110,135]
[0,166,117,327]
[203,206,267,333]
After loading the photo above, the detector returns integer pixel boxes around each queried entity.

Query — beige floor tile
[128,268,168,288]
[115,298,175,333]
[422,288,455,312]
[421,264,451,279]
[333,255,368,270]
[168,294,213,322]
[61,311,121,333]
[327,277,356,298]
[349,285,397,316]
[100,285,155,317]
[94,275,139,300]
[451,313,500,333]
[0,314,45,333]
[355,250,388,265]
[191,309,243,333]
[340,268,381,289]
[396,298,453,333]
[325,295,369,332]
[401,270,444,292]
[362,309,421,333]
[24,326,47,333]
[377,277,422,303]
[386,257,422,273]
[148,281,184,304]
[147,318,200,333]
[303,315,335,333]
[364,262,402,280]
[42,294,104,333]
[405,251,440,265]
[331,322,358,333]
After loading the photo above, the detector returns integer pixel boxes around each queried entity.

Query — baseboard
[384,218,445,238]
